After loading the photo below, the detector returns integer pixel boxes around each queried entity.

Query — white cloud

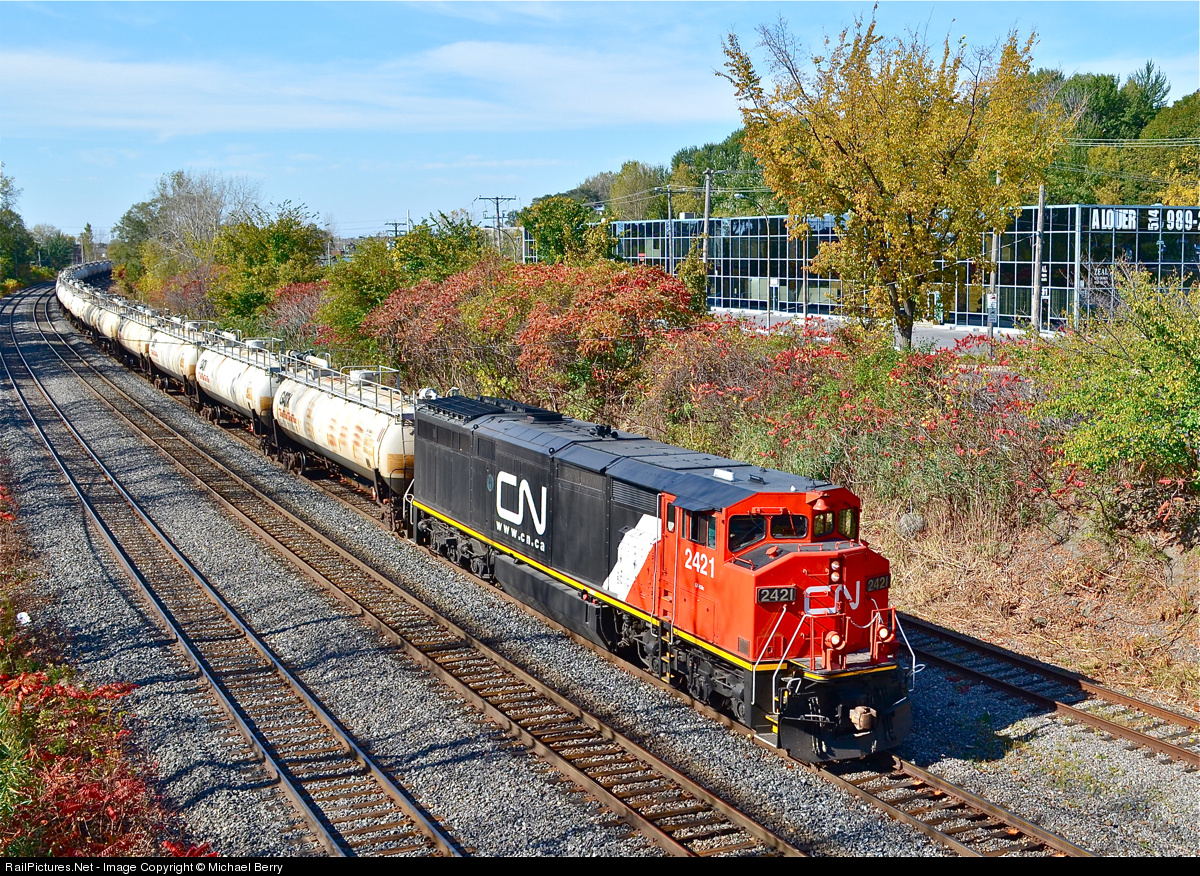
[0,41,738,138]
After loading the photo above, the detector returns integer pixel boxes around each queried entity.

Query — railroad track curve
[35,286,805,858]
[2,287,459,857]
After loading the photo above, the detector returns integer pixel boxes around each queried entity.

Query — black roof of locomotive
[418,396,836,512]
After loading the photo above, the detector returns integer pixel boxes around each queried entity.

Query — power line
[476,195,516,251]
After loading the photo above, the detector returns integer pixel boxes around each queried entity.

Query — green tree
[0,164,34,283]
[608,160,668,220]
[668,129,785,217]
[0,208,34,282]
[517,196,597,265]
[723,15,1068,347]
[0,163,19,211]
[1021,266,1199,478]
[30,225,76,271]
[318,213,489,355]
[1044,63,1181,203]
[209,203,327,319]
[108,199,157,289]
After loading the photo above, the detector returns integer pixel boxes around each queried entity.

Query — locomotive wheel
[686,665,712,704]
[635,635,659,673]
[729,696,748,723]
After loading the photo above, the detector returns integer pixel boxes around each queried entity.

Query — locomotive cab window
[770,512,808,539]
[837,508,859,540]
[665,502,676,533]
[813,511,835,538]
[686,511,716,548]
[727,515,766,553]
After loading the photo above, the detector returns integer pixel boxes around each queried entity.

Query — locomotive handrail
[770,613,813,714]
[750,607,790,705]
[893,615,922,690]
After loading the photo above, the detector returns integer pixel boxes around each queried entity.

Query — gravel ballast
[1,290,657,856]
[17,284,1198,856]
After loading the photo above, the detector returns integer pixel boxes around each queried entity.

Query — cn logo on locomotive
[495,471,548,536]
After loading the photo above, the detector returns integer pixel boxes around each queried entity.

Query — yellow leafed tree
[723,15,1070,346]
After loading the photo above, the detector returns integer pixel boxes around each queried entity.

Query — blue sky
[2,1,1197,238]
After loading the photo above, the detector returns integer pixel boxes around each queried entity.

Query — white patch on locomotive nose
[602,513,661,602]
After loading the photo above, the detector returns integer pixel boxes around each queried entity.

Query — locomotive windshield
[770,512,808,539]
[727,515,767,552]
[837,508,859,539]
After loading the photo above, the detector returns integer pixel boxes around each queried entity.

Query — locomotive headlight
[825,631,844,649]
[830,571,841,583]
[877,627,892,641]
[830,559,842,571]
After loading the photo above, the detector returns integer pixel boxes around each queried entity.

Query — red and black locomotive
[412,396,912,762]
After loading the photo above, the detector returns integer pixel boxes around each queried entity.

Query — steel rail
[40,289,805,858]
[10,289,461,857]
[900,615,1200,767]
[0,291,340,857]
[44,286,1091,857]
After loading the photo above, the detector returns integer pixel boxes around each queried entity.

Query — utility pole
[987,172,1000,340]
[702,169,713,264]
[665,186,675,274]
[1031,184,1045,333]
[387,221,403,239]
[478,196,516,253]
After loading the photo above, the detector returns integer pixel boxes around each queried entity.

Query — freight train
[53,262,913,762]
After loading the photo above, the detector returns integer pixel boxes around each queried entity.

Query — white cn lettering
[496,471,548,535]
[803,580,861,615]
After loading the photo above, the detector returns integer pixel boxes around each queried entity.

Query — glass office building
[526,204,1199,328]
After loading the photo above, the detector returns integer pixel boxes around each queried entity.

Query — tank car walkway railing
[3,289,460,858]
[280,354,411,417]
[37,288,805,859]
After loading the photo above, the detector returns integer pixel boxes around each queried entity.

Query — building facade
[527,204,1199,328]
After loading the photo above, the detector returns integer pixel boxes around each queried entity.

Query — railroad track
[309,480,1096,856]
[2,289,458,858]
[900,615,1200,769]
[37,289,804,858]
[41,286,1099,857]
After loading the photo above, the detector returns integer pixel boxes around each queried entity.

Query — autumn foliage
[363,260,701,422]
[635,320,1071,533]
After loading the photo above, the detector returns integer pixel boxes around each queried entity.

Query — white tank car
[195,337,280,426]
[149,327,201,384]
[117,312,154,360]
[273,361,414,495]
[55,279,79,316]
[94,302,123,342]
